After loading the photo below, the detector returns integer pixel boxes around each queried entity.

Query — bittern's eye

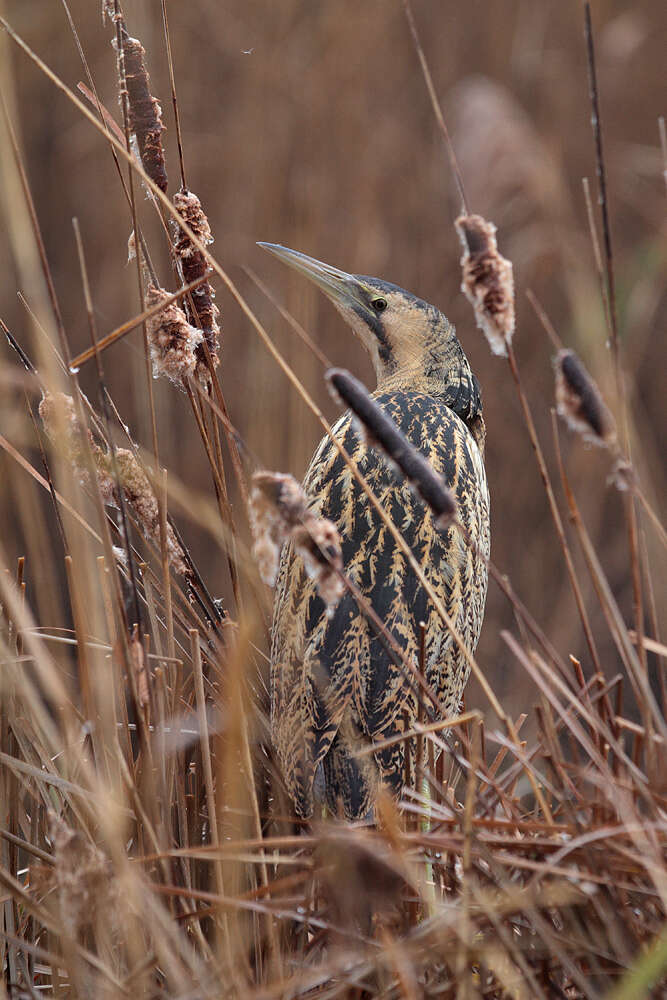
[371,297,387,312]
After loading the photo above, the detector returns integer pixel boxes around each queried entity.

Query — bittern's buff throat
[260,243,490,820]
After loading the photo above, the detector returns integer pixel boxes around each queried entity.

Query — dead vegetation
[0,1,665,998]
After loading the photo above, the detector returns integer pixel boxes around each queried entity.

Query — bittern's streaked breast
[260,243,490,820]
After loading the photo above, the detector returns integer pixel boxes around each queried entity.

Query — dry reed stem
[582,3,649,688]
[501,342,606,680]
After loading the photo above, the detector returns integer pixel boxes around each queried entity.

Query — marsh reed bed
[0,1,665,996]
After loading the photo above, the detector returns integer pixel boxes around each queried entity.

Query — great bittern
[260,244,490,820]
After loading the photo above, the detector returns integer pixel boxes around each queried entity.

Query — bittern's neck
[373,343,485,452]
[376,365,449,395]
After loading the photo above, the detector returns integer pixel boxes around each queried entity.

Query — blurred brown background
[1,0,664,720]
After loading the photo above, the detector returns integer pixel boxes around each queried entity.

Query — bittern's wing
[270,391,489,818]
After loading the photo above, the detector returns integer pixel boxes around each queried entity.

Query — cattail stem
[112,6,161,479]
[583,4,647,681]
[160,0,187,191]
[505,340,604,680]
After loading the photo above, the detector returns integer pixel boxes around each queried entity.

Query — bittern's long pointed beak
[258,243,374,323]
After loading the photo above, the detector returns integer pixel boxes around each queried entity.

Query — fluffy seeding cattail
[145,285,203,383]
[110,22,219,380]
[38,391,115,502]
[553,349,616,447]
[39,392,188,575]
[250,471,344,607]
[291,519,345,607]
[115,33,168,193]
[249,471,318,584]
[172,190,220,378]
[455,213,515,357]
[49,813,115,938]
[114,448,188,576]
[326,368,457,528]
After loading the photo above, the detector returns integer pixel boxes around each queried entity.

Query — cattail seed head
[114,449,188,576]
[39,391,188,577]
[250,470,344,606]
[554,349,616,447]
[116,35,168,193]
[251,471,309,527]
[292,519,345,608]
[610,457,633,492]
[145,285,203,384]
[249,471,309,586]
[172,190,214,251]
[39,391,84,451]
[172,190,220,379]
[127,229,137,263]
[455,214,515,357]
[129,626,149,708]
[39,391,115,501]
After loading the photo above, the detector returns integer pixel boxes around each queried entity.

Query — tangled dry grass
[0,1,665,997]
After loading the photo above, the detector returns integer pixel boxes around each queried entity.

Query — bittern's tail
[322,731,378,821]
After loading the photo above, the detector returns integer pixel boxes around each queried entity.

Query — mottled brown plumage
[260,245,490,820]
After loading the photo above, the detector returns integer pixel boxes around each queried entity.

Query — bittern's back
[271,386,489,819]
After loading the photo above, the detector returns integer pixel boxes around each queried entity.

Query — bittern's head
[258,243,483,429]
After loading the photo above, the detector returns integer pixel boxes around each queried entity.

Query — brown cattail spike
[292,520,344,608]
[145,285,203,384]
[554,349,616,447]
[39,393,189,576]
[249,471,309,586]
[118,34,168,193]
[172,190,220,378]
[114,449,188,576]
[455,213,515,357]
[249,470,344,606]
[39,391,115,502]
[326,369,458,528]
